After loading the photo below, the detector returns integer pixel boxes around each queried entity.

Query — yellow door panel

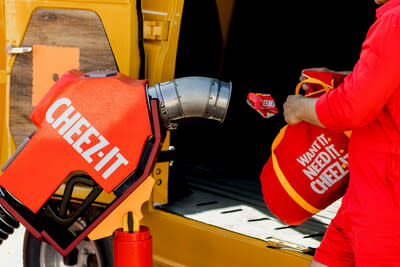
[142,206,313,267]
[142,0,184,84]
[0,1,14,167]
[9,9,118,146]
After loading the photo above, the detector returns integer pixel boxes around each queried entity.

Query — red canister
[113,226,152,267]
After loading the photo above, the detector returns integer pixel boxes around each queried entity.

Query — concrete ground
[0,225,25,267]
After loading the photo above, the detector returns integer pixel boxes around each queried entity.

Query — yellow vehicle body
[0,0,314,266]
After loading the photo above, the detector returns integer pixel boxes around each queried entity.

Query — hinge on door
[143,20,169,41]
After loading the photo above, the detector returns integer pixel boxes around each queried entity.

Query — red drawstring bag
[260,71,350,225]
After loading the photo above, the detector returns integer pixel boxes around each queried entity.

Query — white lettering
[310,161,322,173]
[310,161,348,195]
[102,153,129,179]
[73,125,98,153]
[53,106,81,135]
[47,97,130,181]
[314,151,331,170]
[311,180,327,194]
[46,97,71,124]
[64,117,90,145]
[316,178,329,192]
[325,144,340,159]
[95,147,119,172]
[317,134,329,146]
[309,144,319,156]
[303,165,318,180]
[81,135,109,163]
[297,154,310,167]
[339,153,349,166]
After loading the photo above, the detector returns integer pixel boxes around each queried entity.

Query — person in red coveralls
[283,0,400,266]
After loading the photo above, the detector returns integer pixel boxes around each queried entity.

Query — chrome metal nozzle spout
[147,77,232,129]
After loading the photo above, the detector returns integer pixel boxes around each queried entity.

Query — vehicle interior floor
[158,171,341,250]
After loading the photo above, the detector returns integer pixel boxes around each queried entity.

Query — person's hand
[283,94,306,125]
[283,95,324,128]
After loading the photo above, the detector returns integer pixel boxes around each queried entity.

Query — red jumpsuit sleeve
[316,14,400,131]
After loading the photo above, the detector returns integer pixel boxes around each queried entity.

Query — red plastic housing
[0,70,152,213]
[113,226,153,267]
[0,70,163,256]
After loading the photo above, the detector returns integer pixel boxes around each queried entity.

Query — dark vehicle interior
[163,0,377,249]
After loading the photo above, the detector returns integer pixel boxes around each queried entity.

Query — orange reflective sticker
[32,45,79,106]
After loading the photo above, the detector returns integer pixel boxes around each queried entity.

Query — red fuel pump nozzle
[0,70,231,256]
